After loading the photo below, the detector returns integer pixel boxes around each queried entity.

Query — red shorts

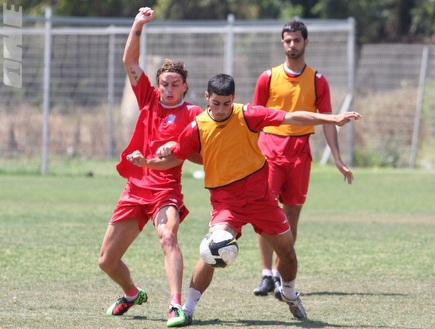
[208,165,290,238]
[259,133,312,206]
[110,181,188,231]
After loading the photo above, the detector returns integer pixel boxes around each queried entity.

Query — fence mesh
[1,14,434,170]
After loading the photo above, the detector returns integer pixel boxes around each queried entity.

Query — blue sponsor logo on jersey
[166,114,176,123]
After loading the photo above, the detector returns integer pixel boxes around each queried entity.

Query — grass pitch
[0,162,434,329]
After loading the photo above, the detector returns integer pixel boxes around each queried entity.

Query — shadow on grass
[129,315,343,328]
[127,315,415,329]
[304,291,405,297]
[189,318,341,328]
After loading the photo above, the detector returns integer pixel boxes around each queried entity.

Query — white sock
[281,279,297,300]
[262,269,273,277]
[183,287,202,315]
[124,291,138,302]
[272,269,281,279]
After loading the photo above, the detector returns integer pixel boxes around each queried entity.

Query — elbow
[123,56,131,69]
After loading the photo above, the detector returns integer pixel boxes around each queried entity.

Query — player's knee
[159,230,178,253]
[98,256,110,272]
[277,246,297,264]
[98,253,118,273]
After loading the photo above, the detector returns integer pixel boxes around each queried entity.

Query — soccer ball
[199,230,239,268]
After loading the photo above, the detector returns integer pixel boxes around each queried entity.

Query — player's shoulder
[256,70,272,85]
[184,103,203,116]
[314,71,330,88]
[185,103,203,111]
[315,71,327,80]
[242,103,265,114]
[307,64,327,82]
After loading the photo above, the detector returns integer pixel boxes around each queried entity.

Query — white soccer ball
[199,230,239,268]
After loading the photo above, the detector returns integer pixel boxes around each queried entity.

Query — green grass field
[0,162,434,329]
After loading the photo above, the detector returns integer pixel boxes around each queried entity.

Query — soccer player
[252,19,355,297]
[127,74,361,325]
[98,7,203,328]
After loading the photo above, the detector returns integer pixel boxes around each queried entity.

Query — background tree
[311,0,434,43]
[153,0,258,20]
[11,0,435,43]
[410,0,435,40]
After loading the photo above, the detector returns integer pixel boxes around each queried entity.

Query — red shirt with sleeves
[253,67,332,113]
[173,104,286,161]
[116,73,203,189]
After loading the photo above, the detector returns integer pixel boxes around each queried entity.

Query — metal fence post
[347,17,356,167]
[410,46,429,168]
[225,14,234,75]
[41,6,52,175]
[107,26,115,159]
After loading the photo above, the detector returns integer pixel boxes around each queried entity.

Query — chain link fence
[1,8,434,173]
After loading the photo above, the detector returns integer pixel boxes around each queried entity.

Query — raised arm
[123,7,154,86]
[282,111,361,126]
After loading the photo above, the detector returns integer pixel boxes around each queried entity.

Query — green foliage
[15,0,157,17]
[11,0,435,42]
[153,0,258,20]
[410,0,435,38]
[311,0,435,43]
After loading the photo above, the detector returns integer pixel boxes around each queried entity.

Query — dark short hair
[207,74,235,96]
[281,19,308,40]
[156,58,189,96]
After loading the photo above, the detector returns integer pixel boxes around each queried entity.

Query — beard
[287,47,305,59]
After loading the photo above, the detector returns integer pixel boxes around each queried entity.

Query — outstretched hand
[335,111,361,126]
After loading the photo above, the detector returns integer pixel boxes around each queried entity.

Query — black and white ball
[199,230,239,268]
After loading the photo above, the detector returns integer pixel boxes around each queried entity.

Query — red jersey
[116,73,203,189]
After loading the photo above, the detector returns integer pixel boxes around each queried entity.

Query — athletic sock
[124,286,139,302]
[262,269,273,277]
[272,269,281,279]
[170,293,182,307]
[281,279,297,300]
[183,287,202,315]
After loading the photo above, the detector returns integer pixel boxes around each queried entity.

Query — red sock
[125,286,139,299]
[170,293,182,306]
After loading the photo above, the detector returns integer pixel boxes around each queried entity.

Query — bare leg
[190,258,215,293]
[261,229,307,319]
[99,218,140,293]
[155,205,183,305]
[282,204,303,242]
[270,204,303,273]
[257,233,274,270]
[254,234,276,295]
[258,204,302,271]
[261,230,297,283]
